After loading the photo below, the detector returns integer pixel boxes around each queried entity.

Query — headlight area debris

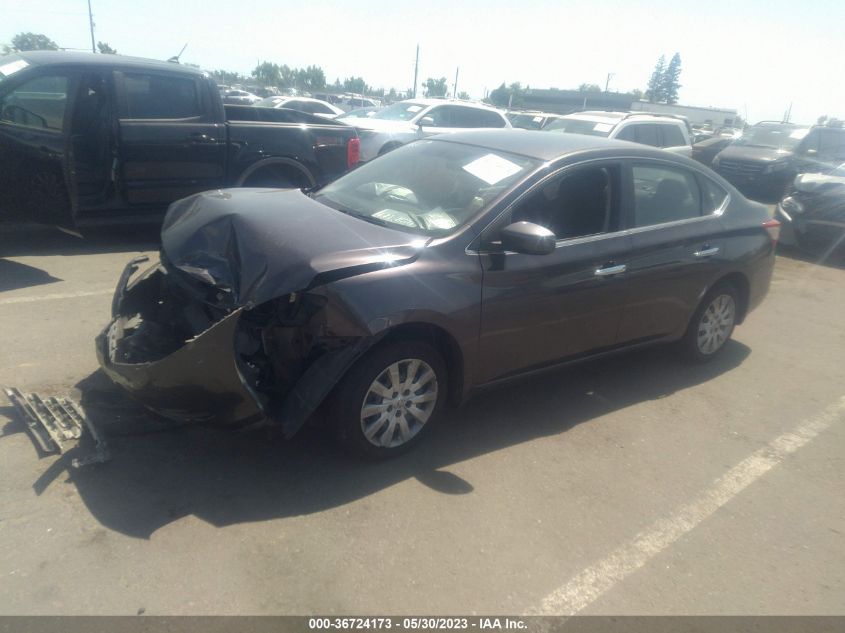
[3,387,111,468]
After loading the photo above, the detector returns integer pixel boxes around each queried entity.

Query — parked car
[711,121,816,199]
[340,95,380,111]
[776,162,845,253]
[342,98,511,162]
[255,95,345,119]
[692,136,734,167]
[220,89,262,105]
[507,110,562,130]
[543,111,693,156]
[97,130,778,458]
[0,51,360,229]
[337,106,381,120]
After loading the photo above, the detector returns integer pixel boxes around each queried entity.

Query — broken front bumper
[95,256,266,426]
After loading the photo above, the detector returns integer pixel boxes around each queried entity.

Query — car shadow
[776,242,845,271]
[0,259,63,292]
[0,224,160,258]
[5,341,752,539]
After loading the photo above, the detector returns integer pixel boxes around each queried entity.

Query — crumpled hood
[161,188,426,308]
[716,145,792,163]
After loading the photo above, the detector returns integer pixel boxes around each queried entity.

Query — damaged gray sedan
[98,131,778,457]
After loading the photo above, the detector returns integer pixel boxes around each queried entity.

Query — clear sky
[4,0,844,124]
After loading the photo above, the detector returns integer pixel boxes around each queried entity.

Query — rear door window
[0,74,69,131]
[661,124,686,147]
[632,163,702,227]
[635,124,662,147]
[122,73,202,119]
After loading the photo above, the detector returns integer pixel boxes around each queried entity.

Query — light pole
[87,0,96,53]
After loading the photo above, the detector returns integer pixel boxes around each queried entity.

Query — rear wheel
[679,282,738,362]
[332,340,447,459]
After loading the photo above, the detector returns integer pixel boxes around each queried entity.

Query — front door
[114,70,225,209]
[0,69,77,229]
[476,162,632,384]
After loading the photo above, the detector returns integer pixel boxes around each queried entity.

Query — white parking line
[0,289,113,306]
[533,395,845,616]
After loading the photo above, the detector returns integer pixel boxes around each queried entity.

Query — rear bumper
[96,258,265,426]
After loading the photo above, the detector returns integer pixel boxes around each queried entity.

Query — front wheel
[332,340,447,459]
[679,282,738,362]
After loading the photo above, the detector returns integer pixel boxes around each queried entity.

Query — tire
[679,281,739,363]
[332,340,447,459]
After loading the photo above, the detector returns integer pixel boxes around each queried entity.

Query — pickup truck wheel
[241,165,310,189]
[332,340,447,460]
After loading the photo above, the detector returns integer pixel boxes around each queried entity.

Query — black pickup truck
[0,51,360,230]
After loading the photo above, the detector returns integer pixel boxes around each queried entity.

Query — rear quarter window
[123,73,202,119]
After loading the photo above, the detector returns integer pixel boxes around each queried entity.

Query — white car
[544,111,693,156]
[255,96,345,119]
[343,99,512,162]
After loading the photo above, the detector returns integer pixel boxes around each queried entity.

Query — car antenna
[167,43,188,64]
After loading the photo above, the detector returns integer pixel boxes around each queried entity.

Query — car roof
[6,50,205,77]
[401,98,504,112]
[561,111,685,126]
[430,129,678,161]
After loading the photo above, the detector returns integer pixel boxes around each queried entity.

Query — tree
[660,53,682,105]
[295,65,326,91]
[3,32,59,53]
[457,91,470,100]
[343,77,369,94]
[578,83,602,93]
[629,88,644,100]
[424,77,448,97]
[252,62,281,86]
[645,55,666,103]
[96,41,117,54]
[210,69,245,86]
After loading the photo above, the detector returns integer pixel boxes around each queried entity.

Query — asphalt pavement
[0,225,843,615]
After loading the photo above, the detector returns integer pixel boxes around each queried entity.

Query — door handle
[694,246,720,258]
[594,264,627,277]
[188,133,215,143]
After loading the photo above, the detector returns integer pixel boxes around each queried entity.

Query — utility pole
[604,72,615,94]
[784,102,793,123]
[412,44,419,99]
[87,0,96,53]
[454,67,459,98]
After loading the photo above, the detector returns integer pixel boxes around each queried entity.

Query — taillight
[347,137,360,168]
[762,218,781,245]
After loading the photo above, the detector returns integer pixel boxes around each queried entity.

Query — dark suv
[713,122,845,199]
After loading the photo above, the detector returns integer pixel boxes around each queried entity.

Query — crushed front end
[96,255,268,426]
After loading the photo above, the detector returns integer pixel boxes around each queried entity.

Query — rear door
[0,68,78,228]
[616,160,729,344]
[114,70,225,208]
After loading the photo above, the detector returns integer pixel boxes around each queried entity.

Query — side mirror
[418,116,435,128]
[499,221,556,255]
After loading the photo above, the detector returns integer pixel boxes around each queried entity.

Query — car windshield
[313,139,539,236]
[369,102,427,121]
[509,113,547,130]
[734,125,810,150]
[544,117,614,137]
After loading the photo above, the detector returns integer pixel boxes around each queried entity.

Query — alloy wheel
[696,294,736,355]
[360,358,438,448]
